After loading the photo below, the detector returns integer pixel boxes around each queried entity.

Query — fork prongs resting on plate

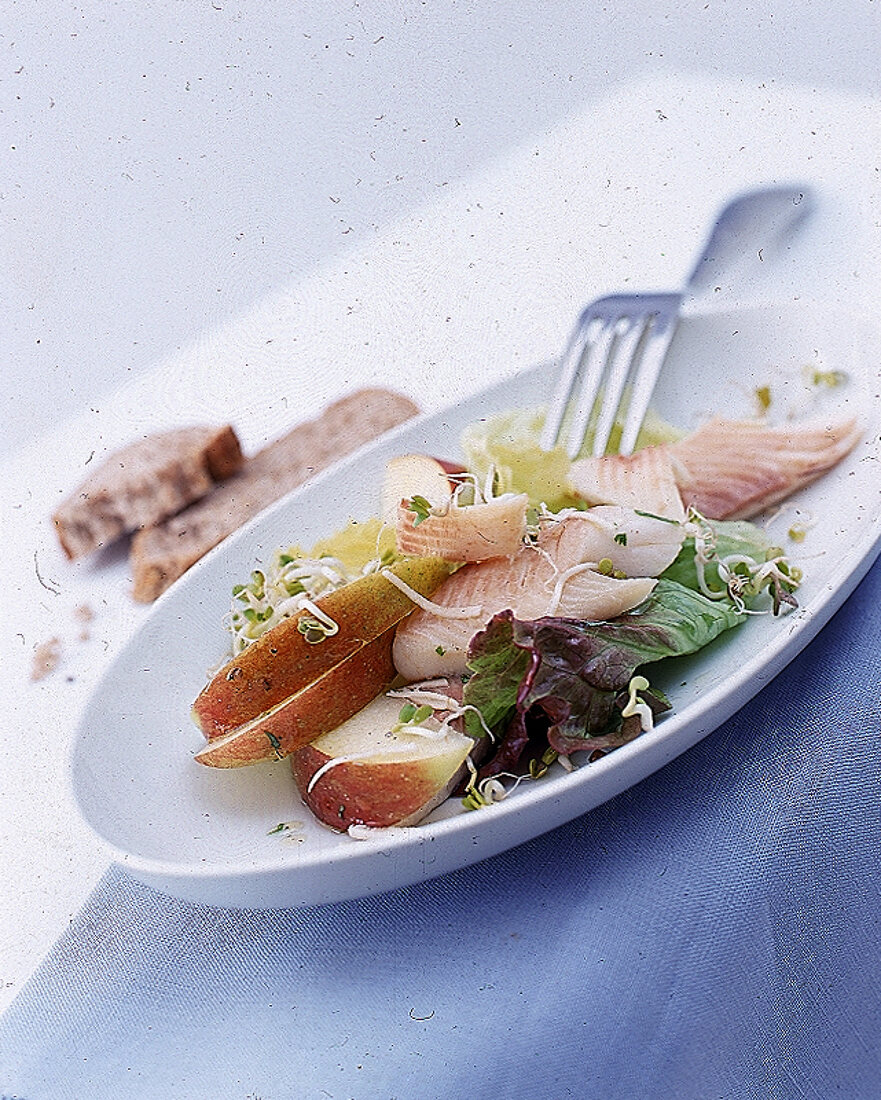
[541,292,682,459]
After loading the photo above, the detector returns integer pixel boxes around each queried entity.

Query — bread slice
[54,424,244,560]
[130,387,420,602]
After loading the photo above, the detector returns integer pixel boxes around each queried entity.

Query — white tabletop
[4,0,881,1043]
[7,1,881,459]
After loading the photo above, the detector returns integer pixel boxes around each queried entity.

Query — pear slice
[290,694,474,830]
[380,453,466,524]
[194,628,398,768]
[193,556,453,742]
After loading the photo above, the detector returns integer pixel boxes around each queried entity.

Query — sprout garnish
[296,601,340,645]
[387,684,495,742]
[226,545,393,653]
[685,507,801,615]
[305,689,488,797]
[807,366,848,388]
[404,465,506,526]
[462,746,560,811]
[785,511,815,543]
[621,675,654,732]
[380,568,483,619]
[595,557,627,579]
[394,703,435,730]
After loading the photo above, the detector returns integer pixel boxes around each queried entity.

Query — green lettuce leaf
[462,578,744,774]
[460,404,682,513]
[661,519,773,594]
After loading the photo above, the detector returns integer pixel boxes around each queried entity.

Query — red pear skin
[192,556,452,740]
[434,458,468,477]
[194,629,398,768]
[291,738,469,831]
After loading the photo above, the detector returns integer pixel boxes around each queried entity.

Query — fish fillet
[668,415,861,519]
[569,415,861,521]
[392,506,683,682]
[569,446,686,522]
[396,492,528,562]
[548,506,685,578]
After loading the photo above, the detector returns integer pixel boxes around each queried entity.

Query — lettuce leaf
[460,404,682,513]
[462,578,744,775]
[661,519,773,594]
[460,406,578,513]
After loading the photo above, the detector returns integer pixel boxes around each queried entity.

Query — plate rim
[68,297,881,899]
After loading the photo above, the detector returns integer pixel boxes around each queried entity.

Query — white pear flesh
[290,694,474,831]
[380,453,463,524]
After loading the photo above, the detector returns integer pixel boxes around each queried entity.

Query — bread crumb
[28,604,99,682]
[31,637,62,682]
[74,602,94,641]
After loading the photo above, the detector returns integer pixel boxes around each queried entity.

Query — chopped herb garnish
[407,495,433,526]
[267,820,305,840]
[808,367,848,388]
[634,509,681,525]
[614,532,628,546]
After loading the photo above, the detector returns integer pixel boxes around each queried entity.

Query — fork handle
[685,184,815,299]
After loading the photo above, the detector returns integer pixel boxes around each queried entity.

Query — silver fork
[539,184,815,459]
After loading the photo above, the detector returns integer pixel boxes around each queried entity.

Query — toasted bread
[130,388,420,602]
[53,424,244,560]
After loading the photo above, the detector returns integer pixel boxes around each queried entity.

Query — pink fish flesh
[570,415,860,521]
[392,507,683,682]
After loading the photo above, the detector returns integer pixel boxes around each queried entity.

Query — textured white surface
[6,2,881,459]
[4,46,881,1012]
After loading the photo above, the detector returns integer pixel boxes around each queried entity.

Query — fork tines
[541,292,682,459]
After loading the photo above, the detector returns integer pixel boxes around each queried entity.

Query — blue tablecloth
[2,558,878,1099]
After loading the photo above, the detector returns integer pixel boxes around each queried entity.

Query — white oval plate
[70,302,881,908]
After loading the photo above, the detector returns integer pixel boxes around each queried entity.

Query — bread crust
[130,388,420,602]
[53,424,244,560]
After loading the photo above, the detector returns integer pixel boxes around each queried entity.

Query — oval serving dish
[70,301,881,908]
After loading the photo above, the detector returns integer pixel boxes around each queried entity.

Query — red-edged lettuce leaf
[462,578,744,775]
